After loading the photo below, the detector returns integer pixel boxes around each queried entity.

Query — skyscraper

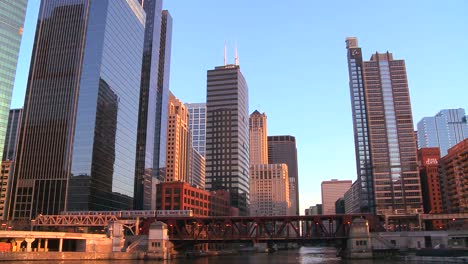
[187,103,207,157]
[417,108,468,156]
[3,109,22,162]
[268,135,299,215]
[249,110,268,165]
[346,37,423,216]
[11,0,146,219]
[321,179,352,215]
[205,63,250,215]
[134,3,173,210]
[0,1,27,163]
[165,93,190,183]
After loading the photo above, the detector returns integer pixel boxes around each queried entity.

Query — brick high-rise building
[321,180,352,215]
[165,93,191,183]
[418,148,444,229]
[268,136,299,215]
[439,139,468,214]
[205,63,250,215]
[346,37,423,216]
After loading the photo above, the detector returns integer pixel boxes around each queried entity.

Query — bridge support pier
[59,238,63,252]
[25,237,35,252]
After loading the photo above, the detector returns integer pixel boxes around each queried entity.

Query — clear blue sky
[12,0,468,214]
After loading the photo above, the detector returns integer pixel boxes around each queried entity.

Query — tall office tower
[344,181,360,213]
[346,37,423,216]
[165,93,190,183]
[190,149,205,189]
[3,109,22,161]
[0,1,27,163]
[268,135,299,215]
[417,109,468,156]
[134,3,173,209]
[321,180,352,215]
[439,139,467,214]
[249,111,268,165]
[187,103,207,157]
[11,0,145,219]
[249,164,291,216]
[206,63,250,216]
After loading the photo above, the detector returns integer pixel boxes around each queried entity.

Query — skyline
[11,1,468,214]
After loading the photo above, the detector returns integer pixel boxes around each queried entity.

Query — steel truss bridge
[32,213,468,242]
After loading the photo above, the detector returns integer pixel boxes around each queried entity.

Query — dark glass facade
[206,65,250,216]
[0,1,27,163]
[11,0,145,219]
[346,38,375,213]
[3,109,22,161]
[267,135,299,215]
[134,0,172,210]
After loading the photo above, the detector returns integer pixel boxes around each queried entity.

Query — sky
[12,1,468,215]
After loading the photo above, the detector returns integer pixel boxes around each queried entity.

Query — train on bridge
[60,210,193,218]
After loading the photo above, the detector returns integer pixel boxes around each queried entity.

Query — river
[11,247,423,264]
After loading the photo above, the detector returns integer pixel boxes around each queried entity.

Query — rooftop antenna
[235,42,239,65]
[224,41,227,66]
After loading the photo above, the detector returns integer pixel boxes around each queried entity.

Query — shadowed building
[205,62,250,216]
[321,179,352,215]
[346,37,423,217]
[0,1,27,163]
[10,0,145,219]
[268,135,299,215]
[134,1,173,210]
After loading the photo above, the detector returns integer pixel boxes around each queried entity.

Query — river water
[12,247,422,264]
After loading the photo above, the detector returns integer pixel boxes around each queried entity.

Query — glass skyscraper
[11,0,145,219]
[417,108,468,156]
[346,37,423,217]
[0,1,27,163]
[134,0,173,210]
[187,103,206,157]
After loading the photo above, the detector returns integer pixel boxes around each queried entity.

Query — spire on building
[235,42,239,65]
[224,41,227,66]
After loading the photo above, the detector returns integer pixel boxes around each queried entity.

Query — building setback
[165,93,190,183]
[417,109,468,156]
[346,37,423,216]
[134,2,172,210]
[0,1,27,163]
[439,139,468,214]
[187,103,207,157]
[249,164,291,216]
[321,180,352,215]
[205,64,250,215]
[11,0,145,219]
[268,135,299,215]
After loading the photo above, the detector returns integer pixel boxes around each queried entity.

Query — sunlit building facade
[321,179,352,215]
[187,103,207,157]
[249,110,268,165]
[249,164,291,216]
[165,93,190,183]
[346,37,423,216]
